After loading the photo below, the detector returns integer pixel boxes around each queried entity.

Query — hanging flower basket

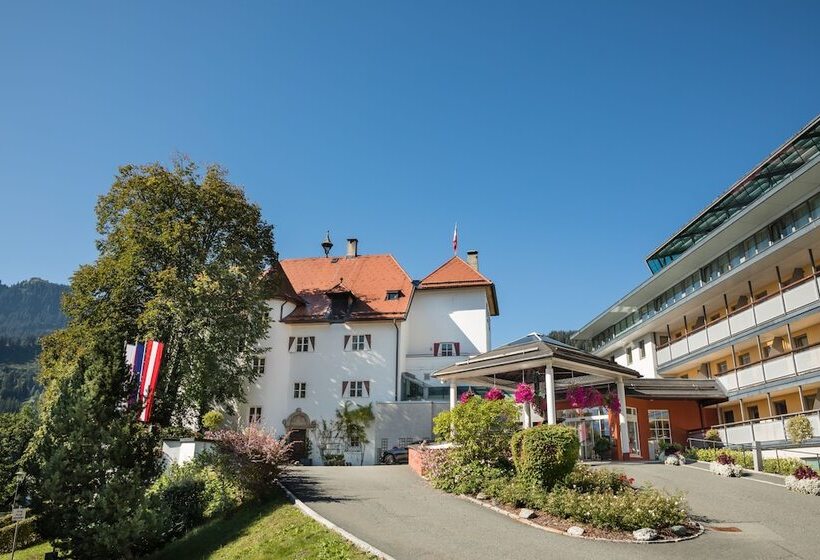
[459,390,476,404]
[514,383,534,404]
[484,387,504,401]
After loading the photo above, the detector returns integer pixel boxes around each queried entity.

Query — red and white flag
[452,223,458,255]
[138,340,164,422]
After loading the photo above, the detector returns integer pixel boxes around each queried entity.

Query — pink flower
[484,387,504,400]
[459,390,476,404]
[514,383,534,404]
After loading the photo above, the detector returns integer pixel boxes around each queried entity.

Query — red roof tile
[279,255,413,322]
[417,256,499,316]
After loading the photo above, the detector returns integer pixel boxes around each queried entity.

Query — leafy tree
[0,403,36,506]
[39,157,277,426]
[433,397,520,466]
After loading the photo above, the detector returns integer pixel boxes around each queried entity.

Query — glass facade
[646,119,820,274]
[591,190,820,351]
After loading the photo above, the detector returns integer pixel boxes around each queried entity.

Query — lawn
[4,542,53,559]
[147,491,374,560]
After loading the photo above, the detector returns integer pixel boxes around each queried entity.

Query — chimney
[346,238,359,257]
[466,250,479,270]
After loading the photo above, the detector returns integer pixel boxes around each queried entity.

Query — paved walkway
[284,464,820,560]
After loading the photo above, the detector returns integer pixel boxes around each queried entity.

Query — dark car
[380,441,423,464]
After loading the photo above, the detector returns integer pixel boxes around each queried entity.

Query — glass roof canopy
[647,117,820,274]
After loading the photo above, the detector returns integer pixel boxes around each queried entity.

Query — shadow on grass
[147,495,286,560]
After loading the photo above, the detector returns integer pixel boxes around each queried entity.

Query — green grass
[3,542,53,559]
[148,492,374,560]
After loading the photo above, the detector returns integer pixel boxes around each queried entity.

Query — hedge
[0,517,42,553]
[510,424,579,488]
[687,448,807,475]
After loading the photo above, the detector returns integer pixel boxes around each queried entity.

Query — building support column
[766,392,774,417]
[449,380,457,410]
[616,377,629,457]
[544,364,556,425]
[798,384,806,412]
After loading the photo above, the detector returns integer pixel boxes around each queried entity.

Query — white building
[243,238,498,465]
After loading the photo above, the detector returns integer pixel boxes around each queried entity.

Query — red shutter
[288,337,295,351]
[342,381,349,397]
[309,336,315,351]
[454,342,461,356]
[433,343,440,356]
[365,334,372,349]
[344,335,351,350]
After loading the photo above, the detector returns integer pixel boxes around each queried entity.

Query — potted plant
[593,435,612,460]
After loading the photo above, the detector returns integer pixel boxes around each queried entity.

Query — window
[804,393,817,411]
[747,405,760,419]
[625,347,633,365]
[794,334,809,349]
[379,438,389,456]
[351,335,367,351]
[723,410,735,424]
[248,406,262,424]
[738,352,751,366]
[638,340,646,359]
[293,382,306,399]
[398,437,415,447]
[349,381,365,398]
[773,400,788,416]
[296,337,311,352]
[348,436,362,451]
[440,342,455,357]
[626,407,640,456]
[252,357,266,375]
[716,361,728,374]
[648,410,671,444]
[386,290,401,300]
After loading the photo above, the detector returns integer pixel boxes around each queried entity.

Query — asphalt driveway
[283,463,820,560]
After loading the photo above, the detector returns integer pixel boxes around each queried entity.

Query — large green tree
[40,157,277,425]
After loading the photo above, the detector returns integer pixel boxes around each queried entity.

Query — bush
[689,447,807,475]
[432,397,520,465]
[149,475,206,542]
[793,465,818,480]
[705,428,721,442]
[535,486,687,531]
[202,410,225,431]
[0,516,42,553]
[786,415,813,444]
[710,461,743,477]
[559,464,632,494]
[427,451,510,495]
[510,424,579,488]
[785,475,820,495]
[208,424,293,497]
[483,475,543,508]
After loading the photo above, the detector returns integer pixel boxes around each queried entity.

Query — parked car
[380,441,423,464]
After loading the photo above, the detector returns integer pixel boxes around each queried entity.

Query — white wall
[611,335,658,378]
[405,287,490,357]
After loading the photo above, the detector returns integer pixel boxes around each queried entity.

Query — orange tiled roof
[417,256,493,289]
[417,256,499,316]
[279,255,413,322]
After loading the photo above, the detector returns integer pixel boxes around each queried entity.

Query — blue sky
[1,1,818,345]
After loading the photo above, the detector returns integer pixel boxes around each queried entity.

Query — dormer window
[386,290,402,300]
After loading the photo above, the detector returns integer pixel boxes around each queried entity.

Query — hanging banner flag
[138,340,164,423]
[128,341,146,405]
[452,223,458,255]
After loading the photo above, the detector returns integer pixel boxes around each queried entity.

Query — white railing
[688,329,708,352]
[716,410,820,446]
[728,307,756,334]
[670,338,688,360]
[735,363,765,387]
[656,345,671,365]
[712,343,820,393]
[716,373,738,392]
[794,345,820,373]
[707,318,730,343]
[763,354,795,380]
[784,278,819,311]
[754,296,784,323]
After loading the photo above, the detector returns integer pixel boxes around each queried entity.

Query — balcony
[713,409,820,446]
[714,343,820,393]
[657,273,820,367]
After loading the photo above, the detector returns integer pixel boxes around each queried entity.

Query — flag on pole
[126,341,146,405]
[138,340,164,423]
[452,223,458,255]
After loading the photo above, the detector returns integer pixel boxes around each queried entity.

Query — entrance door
[287,429,307,462]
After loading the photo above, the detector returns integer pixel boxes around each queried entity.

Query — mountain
[0,278,68,412]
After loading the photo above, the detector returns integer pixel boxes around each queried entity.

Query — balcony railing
[711,409,820,446]
[657,271,820,366]
[712,341,820,393]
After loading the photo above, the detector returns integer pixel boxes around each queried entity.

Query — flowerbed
[708,453,743,477]
[785,465,820,495]
[687,447,806,475]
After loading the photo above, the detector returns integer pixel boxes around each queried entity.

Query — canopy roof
[432,332,640,385]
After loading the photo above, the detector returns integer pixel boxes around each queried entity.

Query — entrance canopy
[433,333,639,389]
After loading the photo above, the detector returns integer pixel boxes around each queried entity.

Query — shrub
[716,452,735,465]
[0,516,42,553]
[665,453,684,466]
[202,410,225,431]
[705,428,721,442]
[149,475,206,542]
[536,486,687,531]
[208,424,293,497]
[785,475,820,495]
[793,465,818,480]
[433,398,520,465]
[710,460,743,477]
[690,447,807,475]
[786,415,813,444]
[510,424,579,488]
[559,464,632,494]
[763,457,807,475]
[483,475,544,508]
[427,451,510,495]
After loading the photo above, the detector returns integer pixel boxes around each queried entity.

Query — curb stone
[277,480,397,560]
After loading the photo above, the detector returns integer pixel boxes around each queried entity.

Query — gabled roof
[418,256,499,315]
[279,255,413,323]
[263,262,303,303]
